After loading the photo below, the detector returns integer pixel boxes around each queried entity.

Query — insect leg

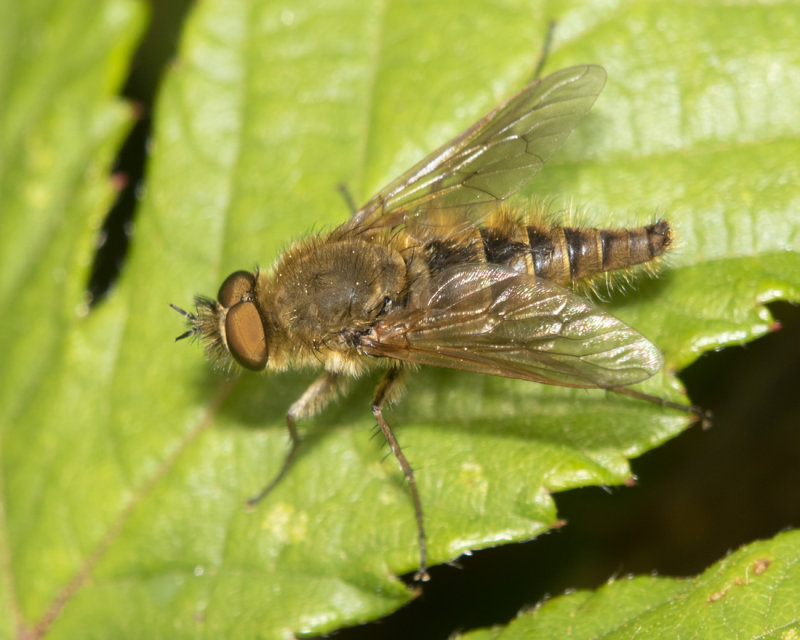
[372,367,430,582]
[612,386,712,429]
[337,182,358,214]
[531,19,556,80]
[247,372,345,505]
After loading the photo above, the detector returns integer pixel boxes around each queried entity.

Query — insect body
[172,65,673,581]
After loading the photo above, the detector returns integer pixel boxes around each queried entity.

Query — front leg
[248,371,345,505]
[372,367,429,582]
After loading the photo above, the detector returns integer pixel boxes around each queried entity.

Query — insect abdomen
[524,220,671,285]
[415,212,671,286]
[466,210,671,285]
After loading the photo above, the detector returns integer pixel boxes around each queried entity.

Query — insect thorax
[266,237,406,358]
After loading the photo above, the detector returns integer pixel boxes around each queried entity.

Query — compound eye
[218,270,255,307]
[225,301,268,370]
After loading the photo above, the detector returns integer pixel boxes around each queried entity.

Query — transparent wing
[361,264,662,388]
[344,65,606,233]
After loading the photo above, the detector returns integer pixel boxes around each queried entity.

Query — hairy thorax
[263,238,406,369]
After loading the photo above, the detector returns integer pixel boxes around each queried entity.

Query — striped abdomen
[510,219,670,285]
[420,213,671,286]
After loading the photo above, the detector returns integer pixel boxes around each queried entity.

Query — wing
[361,264,663,388]
[344,65,607,234]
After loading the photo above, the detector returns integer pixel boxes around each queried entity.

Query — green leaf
[457,530,800,639]
[0,0,145,635]
[1,0,798,638]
